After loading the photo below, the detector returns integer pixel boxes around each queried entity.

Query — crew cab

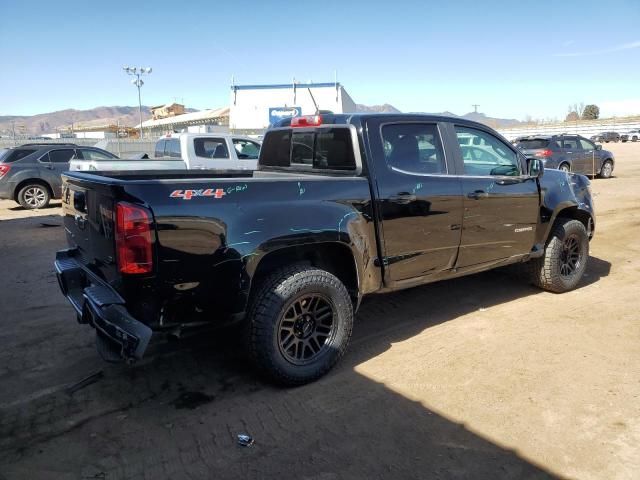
[154,133,262,170]
[55,114,595,385]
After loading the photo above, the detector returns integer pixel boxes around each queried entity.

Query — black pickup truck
[55,114,595,385]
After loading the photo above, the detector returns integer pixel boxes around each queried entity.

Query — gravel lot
[0,143,638,479]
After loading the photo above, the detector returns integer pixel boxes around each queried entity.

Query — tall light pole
[123,66,152,139]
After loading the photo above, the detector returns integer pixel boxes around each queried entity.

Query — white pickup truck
[69,133,261,172]
[154,133,261,170]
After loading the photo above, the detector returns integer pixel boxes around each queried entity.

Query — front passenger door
[452,125,540,268]
[561,136,581,172]
[578,138,597,176]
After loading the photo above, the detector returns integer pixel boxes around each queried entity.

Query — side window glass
[81,149,113,160]
[563,138,579,150]
[232,139,260,159]
[39,152,50,163]
[49,149,75,163]
[381,123,446,175]
[194,138,229,159]
[455,126,520,176]
[579,139,594,150]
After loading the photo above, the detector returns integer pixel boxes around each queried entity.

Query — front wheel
[528,218,589,293]
[17,183,50,209]
[246,265,354,385]
[599,160,613,179]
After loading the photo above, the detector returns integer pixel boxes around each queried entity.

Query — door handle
[389,193,417,204]
[467,190,489,200]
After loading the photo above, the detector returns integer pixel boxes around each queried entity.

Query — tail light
[0,164,11,179]
[115,202,153,274]
[535,149,553,158]
[291,115,323,127]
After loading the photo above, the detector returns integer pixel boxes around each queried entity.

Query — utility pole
[472,104,480,114]
[123,66,152,139]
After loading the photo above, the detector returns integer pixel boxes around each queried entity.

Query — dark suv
[0,144,117,209]
[590,131,620,143]
[516,135,614,178]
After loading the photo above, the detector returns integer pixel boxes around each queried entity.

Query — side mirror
[527,158,544,178]
[596,144,602,150]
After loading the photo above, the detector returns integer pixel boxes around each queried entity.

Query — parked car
[591,131,620,143]
[620,129,640,142]
[55,114,595,385]
[0,144,118,209]
[154,133,262,170]
[516,135,614,178]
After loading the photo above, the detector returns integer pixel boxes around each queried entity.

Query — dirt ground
[0,143,638,480]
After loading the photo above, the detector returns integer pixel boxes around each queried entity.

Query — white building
[229,82,357,132]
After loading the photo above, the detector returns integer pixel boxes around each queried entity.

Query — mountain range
[1,104,521,135]
[356,104,521,128]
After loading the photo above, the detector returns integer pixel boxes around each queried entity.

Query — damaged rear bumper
[54,249,152,362]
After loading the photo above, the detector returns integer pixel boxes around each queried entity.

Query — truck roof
[273,112,500,130]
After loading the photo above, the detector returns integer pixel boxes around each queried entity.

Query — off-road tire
[528,218,589,293]
[17,183,50,209]
[599,160,613,179]
[246,265,353,386]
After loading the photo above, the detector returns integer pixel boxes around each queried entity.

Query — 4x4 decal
[170,188,226,200]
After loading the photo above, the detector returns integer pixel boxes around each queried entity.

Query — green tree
[582,104,600,120]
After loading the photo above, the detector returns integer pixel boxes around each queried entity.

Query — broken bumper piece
[54,249,152,363]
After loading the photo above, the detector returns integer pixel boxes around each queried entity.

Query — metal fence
[498,119,640,140]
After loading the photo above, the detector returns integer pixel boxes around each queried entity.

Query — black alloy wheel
[277,294,335,365]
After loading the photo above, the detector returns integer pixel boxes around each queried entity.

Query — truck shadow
[0,215,611,478]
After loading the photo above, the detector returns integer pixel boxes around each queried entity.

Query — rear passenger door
[366,118,464,283]
[449,125,539,268]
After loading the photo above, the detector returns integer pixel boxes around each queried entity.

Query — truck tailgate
[61,176,120,284]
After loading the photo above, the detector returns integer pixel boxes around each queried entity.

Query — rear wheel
[528,218,589,293]
[558,163,570,173]
[17,183,50,209]
[246,265,354,385]
[599,160,613,179]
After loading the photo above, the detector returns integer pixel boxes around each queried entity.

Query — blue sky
[1,0,639,119]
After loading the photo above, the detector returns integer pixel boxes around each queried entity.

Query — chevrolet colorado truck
[55,114,595,385]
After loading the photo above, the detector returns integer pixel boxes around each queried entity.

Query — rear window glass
[314,129,356,170]
[291,132,314,165]
[260,130,291,167]
[517,139,549,149]
[167,139,181,157]
[3,149,37,163]
[260,128,356,170]
[154,140,166,158]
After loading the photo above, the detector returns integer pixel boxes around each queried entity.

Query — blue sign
[269,106,301,126]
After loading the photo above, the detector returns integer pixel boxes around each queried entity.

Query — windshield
[0,149,8,161]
